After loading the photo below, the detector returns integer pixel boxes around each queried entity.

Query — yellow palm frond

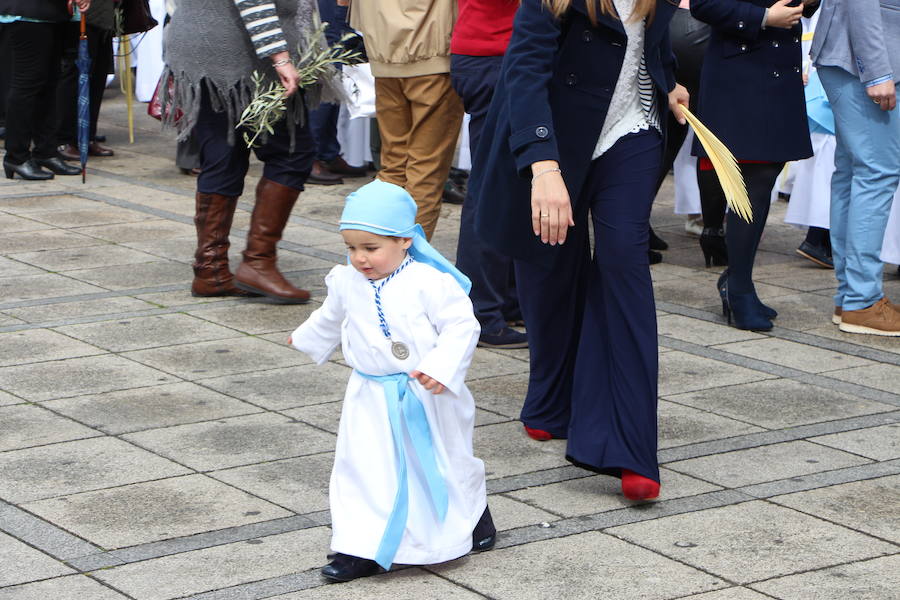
[679,105,752,223]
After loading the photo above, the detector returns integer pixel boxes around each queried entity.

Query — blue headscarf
[339,179,472,294]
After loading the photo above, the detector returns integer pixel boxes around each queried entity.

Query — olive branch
[237,21,362,148]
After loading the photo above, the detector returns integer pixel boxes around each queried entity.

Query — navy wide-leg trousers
[516,130,661,483]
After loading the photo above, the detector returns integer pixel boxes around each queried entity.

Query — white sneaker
[684,215,704,237]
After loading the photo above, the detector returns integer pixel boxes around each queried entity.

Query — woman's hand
[531,160,574,246]
[72,0,90,11]
[410,370,445,394]
[868,80,897,112]
[766,0,803,29]
[271,51,299,97]
[668,83,689,125]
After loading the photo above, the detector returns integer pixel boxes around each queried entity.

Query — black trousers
[3,21,65,164]
[56,22,114,145]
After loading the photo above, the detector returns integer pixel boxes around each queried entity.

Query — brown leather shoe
[234,178,311,303]
[191,192,258,298]
[88,141,114,157]
[57,144,79,161]
[839,297,900,336]
[306,160,343,185]
[323,156,368,177]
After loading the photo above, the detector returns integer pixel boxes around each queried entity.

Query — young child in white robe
[289,180,495,582]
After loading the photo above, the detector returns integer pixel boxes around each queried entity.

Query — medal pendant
[391,341,410,360]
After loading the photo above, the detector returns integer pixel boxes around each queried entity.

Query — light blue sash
[355,371,449,570]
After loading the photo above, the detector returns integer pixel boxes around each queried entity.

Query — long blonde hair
[543,0,656,25]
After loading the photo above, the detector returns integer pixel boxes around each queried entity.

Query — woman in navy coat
[690,0,817,330]
[470,0,684,501]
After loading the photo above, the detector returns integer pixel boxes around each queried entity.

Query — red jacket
[450,0,518,56]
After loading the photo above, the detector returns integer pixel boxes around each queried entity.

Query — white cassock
[290,262,487,565]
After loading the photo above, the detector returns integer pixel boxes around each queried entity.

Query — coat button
[772,71,780,78]
[565,73,577,86]
[793,36,799,43]
[739,43,748,52]
[582,30,593,42]
[535,126,549,139]
[794,66,801,73]
[737,20,745,29]
[772,40,780,48]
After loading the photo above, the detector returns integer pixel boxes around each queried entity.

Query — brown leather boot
[234,178,311,303]
[191,192,256,297]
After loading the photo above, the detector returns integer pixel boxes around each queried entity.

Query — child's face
[341,230,412,280]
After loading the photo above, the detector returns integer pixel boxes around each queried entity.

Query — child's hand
[410,370,445,394]
[287,336,293,345]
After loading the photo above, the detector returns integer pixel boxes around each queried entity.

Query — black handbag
[116,0,158,35]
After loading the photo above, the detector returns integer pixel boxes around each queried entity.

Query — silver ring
[540,213,549,218]
[874,99,881,104]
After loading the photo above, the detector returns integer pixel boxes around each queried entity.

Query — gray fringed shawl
[161,0,342,145]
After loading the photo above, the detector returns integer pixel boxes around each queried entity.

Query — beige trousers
[374,74,464,240]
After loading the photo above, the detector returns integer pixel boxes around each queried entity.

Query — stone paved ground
[1,90,899,600]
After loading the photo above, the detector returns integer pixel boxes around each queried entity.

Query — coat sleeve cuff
[509,124,560,175]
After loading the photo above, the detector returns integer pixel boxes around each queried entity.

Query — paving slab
[0,328,104,367]
[658,314,764,346]
[488,493,559,530]
[823,363,900,396]
[466,374,528,419]
[680,589,771,600]
[64,261,191,290]
[0,531,74,587]
[0,354,179,402]
[507,468,721,518]
[0,272,106,304]
[0,389,23,406]
[0,212,55,234]
[25,206,156,228]
[272,568,483,599]
[92,527,332,600]
[72,219,196,242]
[0,312,26,327]
[658,351,777,397]
[0,404,100,451]
[0,575,129,600]
[0,194,103,214]
[135,289,234,308]
[22,474,293,549]
[9,244,160,272]
[3,296,156,323]
[123,412,336,471]
[0,255,44,277]
[810,424,900,461]
[474,422,571,480]
[431,531,724,599]
[0,436,191,503]
[466,348,532,381]
[750,554,900,600]
[282,401,342,434]
[197,363,351,410]
[803,325,900,356]
[55,313,243,352]
[209,453,335,514]
[665,440,871,487]
[45,381,261,434]
[608,501,896,584]
[187,301,316,335]
[658,400,766,449]
[124,336,301,380]
[713,338,872,373]
[664,378,894,430]
[769,475,900,544]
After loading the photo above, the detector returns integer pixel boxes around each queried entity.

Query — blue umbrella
[76,12,90,183]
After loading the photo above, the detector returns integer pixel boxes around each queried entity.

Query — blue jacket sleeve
[503,0,563,175]
[691,0,767,41]
[847,0,893,85]
[661,24,677,93]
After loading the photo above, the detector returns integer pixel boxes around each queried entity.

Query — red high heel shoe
[621,469,660,501]
[523,425,553,441]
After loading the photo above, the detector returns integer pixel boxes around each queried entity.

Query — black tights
[698,162,784,295]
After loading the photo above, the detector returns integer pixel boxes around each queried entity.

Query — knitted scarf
[161,0,342,145]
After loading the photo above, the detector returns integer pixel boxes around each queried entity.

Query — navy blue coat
[690,0,815,162]
[471,0,678,267]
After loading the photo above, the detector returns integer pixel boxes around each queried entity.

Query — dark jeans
[309,102,341,162]
[4,21,65,164]
[0,25,10,126]
[450,53,520,334]
[194,91,315,197]
[56,22,114,145]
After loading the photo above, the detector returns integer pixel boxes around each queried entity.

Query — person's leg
[310,102,341,162]
[233,109,316,303]
[451,54,522,343]
[374,77,411,189]
[401,73,464,240]
[87,27,113,149]
[54,22,79,148]
[567,131,661,494]
[697,164,728,266]
[30,23,65,162]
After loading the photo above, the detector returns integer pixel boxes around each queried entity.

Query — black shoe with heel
[321,553,381,582]
[723,283,773,331]
[649,227,668,251]
[3,159,54,180]
[717,270,776,319]
[699,227,728,267]
[35,157,81,176]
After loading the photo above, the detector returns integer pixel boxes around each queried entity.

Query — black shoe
[716,269,776,320]
[442,179,466,204]
[477,326,527,349]
[321,553,381,582]
[649,227,668,251]
[472,506,496,552]
[35,156,81,176]
[699,227,728,267]
[94,134,106,143]
[796,241,834,269]
[649,249,663,265]
[323,156,368,177]
[307,160,344,185]
[4,158,54,180]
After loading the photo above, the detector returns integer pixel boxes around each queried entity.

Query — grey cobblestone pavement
[1,92,898,600]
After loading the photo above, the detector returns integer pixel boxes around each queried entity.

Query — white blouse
[593,0,660,158]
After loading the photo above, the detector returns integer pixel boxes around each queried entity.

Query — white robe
[290,262,487,565]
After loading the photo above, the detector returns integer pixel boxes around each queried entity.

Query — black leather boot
[321,553,381,582]
[3,158,54,180]
[35,156,81,176]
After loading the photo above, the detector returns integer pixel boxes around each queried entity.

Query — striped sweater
[233,0,288,58]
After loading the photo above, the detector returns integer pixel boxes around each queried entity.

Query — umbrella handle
[80,11,87,38]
